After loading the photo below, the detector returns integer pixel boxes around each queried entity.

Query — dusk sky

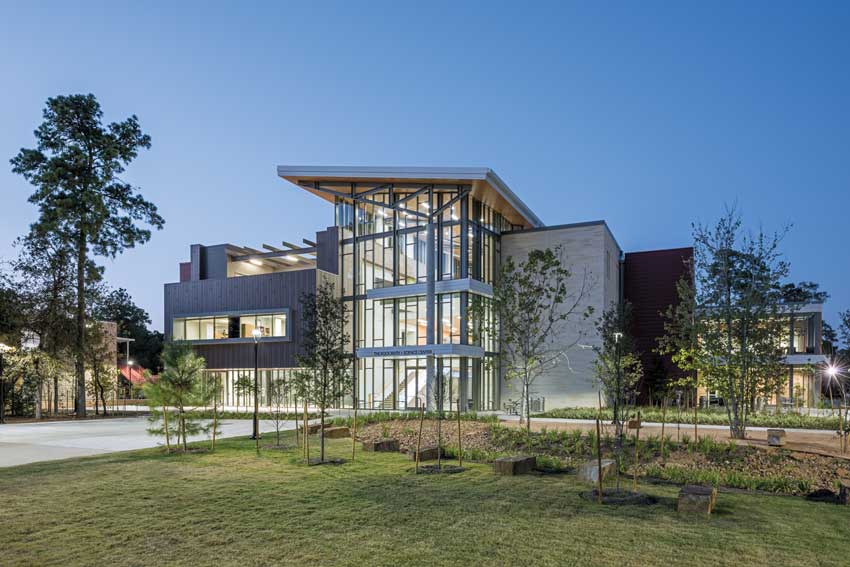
[1,1,848,333]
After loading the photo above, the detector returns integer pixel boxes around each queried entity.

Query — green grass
[535,406,844,431]
[1,434,848,567]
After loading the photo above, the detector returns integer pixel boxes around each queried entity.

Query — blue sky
[1,1,848,333]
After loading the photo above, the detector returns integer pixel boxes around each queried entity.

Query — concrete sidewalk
[0,417,295,468]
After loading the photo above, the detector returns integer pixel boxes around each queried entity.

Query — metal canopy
[276,165,544,229]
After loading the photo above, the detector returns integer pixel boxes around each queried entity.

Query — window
[172,312,288,340]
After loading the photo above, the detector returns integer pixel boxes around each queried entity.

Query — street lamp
[251,328,262,442]
[126,359,134,415]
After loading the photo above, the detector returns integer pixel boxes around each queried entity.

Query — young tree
[661,207,789,439]
[297,280,351,463]
[156,343,212,451]
[477,246,594,435]
[234,374,253,414]
[268,376,288,447]
[657,262,704,439]
[11,94,164,416]
[143,375,176,451]
[592,301,644,439]
[838,310,850,356]
[85,323,115,416]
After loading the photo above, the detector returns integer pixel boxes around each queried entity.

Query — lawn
[1,433,848,567]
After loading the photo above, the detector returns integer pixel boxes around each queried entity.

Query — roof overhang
[277,165,544,229]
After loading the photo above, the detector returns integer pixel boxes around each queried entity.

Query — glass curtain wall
[326,181,513,411]
[201,368,306,410]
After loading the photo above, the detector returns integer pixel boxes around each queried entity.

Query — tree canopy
[10,93,164,415]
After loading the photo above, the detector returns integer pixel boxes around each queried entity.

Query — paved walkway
[0,417,296,468]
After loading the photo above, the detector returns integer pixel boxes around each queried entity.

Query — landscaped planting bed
[356,418,850,495]
[535,406,844,431]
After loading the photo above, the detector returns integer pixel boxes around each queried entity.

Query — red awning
[119,365,149,385]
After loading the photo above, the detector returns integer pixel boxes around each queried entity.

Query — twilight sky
[1,1,848,333]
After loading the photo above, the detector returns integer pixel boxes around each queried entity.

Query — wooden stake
[351,404,358,462]
[633,410,640,493]
[660,398,667,464]
[303,399,310,463]
[415,405,425,474]
[693,387,698,442]
[211,377,218,451]
[456,401,463,467]
[596,416,603,504]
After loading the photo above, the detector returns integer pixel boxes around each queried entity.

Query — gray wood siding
[317,226,339,275]
[164,269,316,369]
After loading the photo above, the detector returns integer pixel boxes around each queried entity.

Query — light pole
[251,328,262,442]
[126,359,134,415]
[0,343,9,424]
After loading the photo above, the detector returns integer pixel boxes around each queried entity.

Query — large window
[172,312,288,340]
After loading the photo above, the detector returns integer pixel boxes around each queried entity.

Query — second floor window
[172,312,287,341]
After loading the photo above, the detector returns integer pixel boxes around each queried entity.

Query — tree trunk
[179,408,187,451]
[351,402,357,462]
[75,234,87,417]
[53,375,59,415]
[162,403,172,451]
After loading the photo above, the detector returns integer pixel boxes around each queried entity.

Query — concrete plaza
[0,417,293,468]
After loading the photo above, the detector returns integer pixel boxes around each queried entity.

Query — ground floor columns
[425,221,435,411]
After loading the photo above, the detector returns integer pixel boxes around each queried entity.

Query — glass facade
[201,368,305,408]
[172,312,288,341]
[325,181,514,411]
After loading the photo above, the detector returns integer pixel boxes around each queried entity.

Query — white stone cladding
[500,222,622,409]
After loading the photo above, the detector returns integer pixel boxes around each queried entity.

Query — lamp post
[251,328,262,442]
[0,343,9,424]
[126,359,134,415]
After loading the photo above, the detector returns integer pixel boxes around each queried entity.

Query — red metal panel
[623,247,693,404]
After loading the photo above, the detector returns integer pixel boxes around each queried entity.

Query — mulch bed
[357,419,850,495]
[357,420,494,453]
[647,447,850,492]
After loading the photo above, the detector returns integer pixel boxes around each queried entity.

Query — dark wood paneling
[317,226,339,275]
[164,269,316,369]
[192,341,300,369]
[623,248,693,403]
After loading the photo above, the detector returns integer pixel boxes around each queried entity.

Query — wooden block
[678,485,717,515]
[323,426,350,439]
[767,429,787,447]
[299,423,321,435]
[408,446,442,461]
[362,439,400,452]
[494,455,537,475]
[576,459,616,484]
[839,481,850,506]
